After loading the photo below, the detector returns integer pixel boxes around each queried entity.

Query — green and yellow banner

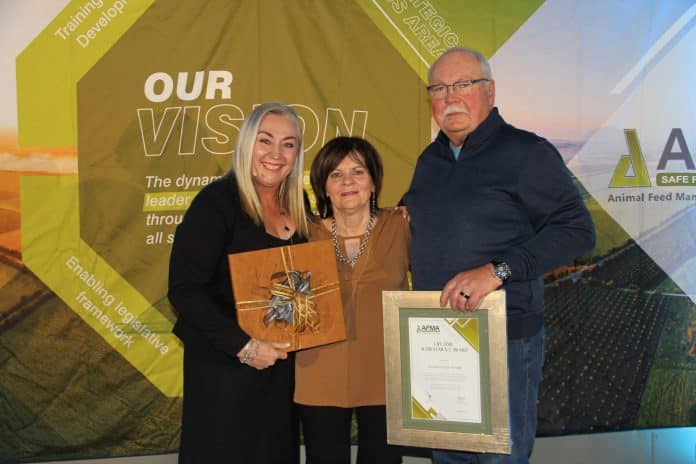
[1,0,695,461]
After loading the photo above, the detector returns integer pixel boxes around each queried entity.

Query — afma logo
[609,128,693,188]
[416,324,440,333]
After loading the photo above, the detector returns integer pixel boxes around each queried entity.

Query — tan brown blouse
[294,209,410,407]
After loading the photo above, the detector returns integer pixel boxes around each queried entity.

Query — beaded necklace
[331,213,376,267]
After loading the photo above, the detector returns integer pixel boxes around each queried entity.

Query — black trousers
[299,404,402,464]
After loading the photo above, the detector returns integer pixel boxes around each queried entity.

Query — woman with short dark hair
[295,136,409,464]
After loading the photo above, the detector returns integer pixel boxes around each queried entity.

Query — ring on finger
[459,291,470,300]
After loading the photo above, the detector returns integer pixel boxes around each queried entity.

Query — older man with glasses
[402,47,595,463]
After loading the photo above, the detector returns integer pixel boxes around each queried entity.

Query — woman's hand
[237,339,291,370]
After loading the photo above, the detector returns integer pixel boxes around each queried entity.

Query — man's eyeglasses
[426,78,490,100]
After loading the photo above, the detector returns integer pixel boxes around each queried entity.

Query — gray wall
[39,427,696,464]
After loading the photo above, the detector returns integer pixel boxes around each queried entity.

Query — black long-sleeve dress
[168,174,303,464]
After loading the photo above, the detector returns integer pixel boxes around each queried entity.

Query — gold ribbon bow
[237,246,339,335]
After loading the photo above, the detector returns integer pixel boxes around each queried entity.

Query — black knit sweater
[404,107,595,339]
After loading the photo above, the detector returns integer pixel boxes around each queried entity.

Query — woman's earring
[323,197,330,218]
[370,192,376,212]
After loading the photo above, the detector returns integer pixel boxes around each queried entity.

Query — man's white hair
[428,47,493,84]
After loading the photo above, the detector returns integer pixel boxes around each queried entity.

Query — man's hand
[394,205,410,221]
[440,263,502,312]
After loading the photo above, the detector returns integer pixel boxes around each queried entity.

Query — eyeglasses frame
[426,78,491,99]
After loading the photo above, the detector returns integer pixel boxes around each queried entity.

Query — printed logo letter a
[609,129,652,188]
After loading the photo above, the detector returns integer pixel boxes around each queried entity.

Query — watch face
[494,262,511,281]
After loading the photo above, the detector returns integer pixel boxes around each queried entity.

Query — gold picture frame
[382,290,510,453]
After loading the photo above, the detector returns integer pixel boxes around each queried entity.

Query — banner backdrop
[1,0,694,461]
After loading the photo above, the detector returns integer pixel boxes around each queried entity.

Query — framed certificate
[382,290,509,453]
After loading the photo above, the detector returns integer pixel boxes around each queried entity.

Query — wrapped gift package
[228,240,345,351]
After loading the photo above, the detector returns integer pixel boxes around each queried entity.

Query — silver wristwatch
[492,261,511,282]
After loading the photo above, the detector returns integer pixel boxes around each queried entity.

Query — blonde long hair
[230,102,309,238]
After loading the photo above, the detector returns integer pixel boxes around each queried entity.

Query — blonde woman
[169,103,308,463]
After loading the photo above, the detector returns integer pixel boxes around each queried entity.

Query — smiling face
[430,50,495,146]
[325,152,375,216]
[251,113,300,190]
